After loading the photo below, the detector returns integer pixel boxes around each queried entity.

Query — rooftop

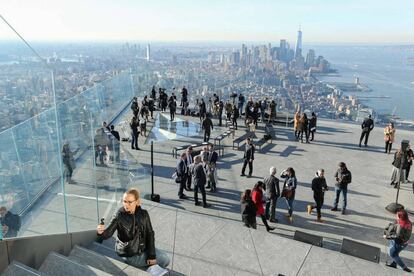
[11,106,414,275]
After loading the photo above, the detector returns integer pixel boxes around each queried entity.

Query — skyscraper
[146,44,151,61]
[295,27,302,60]
[305,49,315,68]
[241,44,247,66]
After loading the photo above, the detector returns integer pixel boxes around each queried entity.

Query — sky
[1,0,414,44]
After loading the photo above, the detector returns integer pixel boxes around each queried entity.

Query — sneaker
[195,202,201,206]
[403,267,412,272]
[331,207,339,211]
[246,175,251,178]
[203,203,211,208]
[307,205,313,215]
[240,174,246,177]
[269,218,278,223]
[341,209,346,215]
[266,226,275,232]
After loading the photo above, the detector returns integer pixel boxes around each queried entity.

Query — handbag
[281,188,293,199]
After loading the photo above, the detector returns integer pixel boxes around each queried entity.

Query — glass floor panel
[145,113,201,143]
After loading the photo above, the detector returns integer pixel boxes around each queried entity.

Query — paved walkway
[138,200,407,276]
[122,109,414,272]
[19,106,414,275]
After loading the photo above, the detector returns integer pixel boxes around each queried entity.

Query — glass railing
[0,68,151,238]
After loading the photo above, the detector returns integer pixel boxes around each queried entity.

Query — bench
[232,131,255,150]
[214,132,228,147]
[254,138,267,151]
[172,142,208,158]
[265,124,276,143]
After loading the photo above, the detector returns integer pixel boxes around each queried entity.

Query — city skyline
[1,0,414,43]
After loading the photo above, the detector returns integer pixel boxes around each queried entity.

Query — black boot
[386,262,397,268]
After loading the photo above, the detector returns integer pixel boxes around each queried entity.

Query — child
[240,189,257,229]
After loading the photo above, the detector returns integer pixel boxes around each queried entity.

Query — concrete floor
[19,108,414,275]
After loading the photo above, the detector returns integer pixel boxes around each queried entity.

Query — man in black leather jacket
[97,188,170,268]
[359,115,374,147]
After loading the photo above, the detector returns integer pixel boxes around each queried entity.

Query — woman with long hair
[240,189,257,229]
[298,113,309,143]
[252,182,275,232]
[390,147,408,188]
[384,209,412,272]
[384,122,396,154]
[281,167,297,223]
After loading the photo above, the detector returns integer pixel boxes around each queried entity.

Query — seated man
[0,206,21,238]
[96,188,170,268]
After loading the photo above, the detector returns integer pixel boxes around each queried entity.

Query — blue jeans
[285,197,294,216]
[388,240,408,269]
[333,187,347,210]
[124,248,170,268]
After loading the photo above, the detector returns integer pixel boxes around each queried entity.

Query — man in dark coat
[168,97,177,121]
[331,162,352,215]
[218,101,224,126]
[191,155,211,208]
[264,167,280,223]
[202,115,214,142]
[359,115,374,147]
[176,152,188,199]
[185,146,195,191]
[307,169,328,222]
[206,144,219,192]
[241,138,255,177]
[199,99,207,123]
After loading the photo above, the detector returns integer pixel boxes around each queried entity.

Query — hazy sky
[1,0,413,43]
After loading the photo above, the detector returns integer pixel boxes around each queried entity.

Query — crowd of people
[175,144,218,206]
[94,86,413,272]
[241,162,351,230]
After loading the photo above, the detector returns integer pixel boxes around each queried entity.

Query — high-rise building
[231,50,240,65]
[241,44,247,66]
[295,27,302,60]
[279,39,287,62]
[305,49,315,68]
[146,44,151,61]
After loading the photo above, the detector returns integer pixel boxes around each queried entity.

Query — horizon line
[0,38,413,46]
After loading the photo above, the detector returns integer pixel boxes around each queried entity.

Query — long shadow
[298,181,380,198]
[312,140,385,154]
[317,126,353,134]
[258,142,277,154]
[143,163,174,179]
[274,145,305,157]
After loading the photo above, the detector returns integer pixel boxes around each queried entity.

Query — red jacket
[252,189,264,216]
